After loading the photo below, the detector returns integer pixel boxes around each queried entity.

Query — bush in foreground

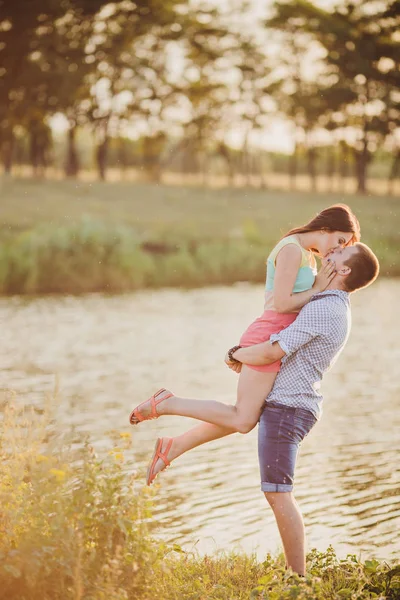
[0,398,160,599]
[0,398,398,599]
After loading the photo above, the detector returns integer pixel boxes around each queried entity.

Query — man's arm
[231,340,285,366]
[228,297,329,367]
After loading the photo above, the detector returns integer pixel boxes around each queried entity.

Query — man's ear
[338,265,351,276]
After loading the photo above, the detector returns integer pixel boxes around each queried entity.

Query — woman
[129,204,360,485]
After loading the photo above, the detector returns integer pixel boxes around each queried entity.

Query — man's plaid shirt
[268,289,351,419]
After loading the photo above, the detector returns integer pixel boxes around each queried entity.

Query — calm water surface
[1,280,399,560]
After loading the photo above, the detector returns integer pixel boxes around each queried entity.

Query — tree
[0,0,110,174]
[267,0,400,193]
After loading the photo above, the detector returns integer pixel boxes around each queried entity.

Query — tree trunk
[2,129,15,174]
[29,121,50,177]
[307,146,317,192]
[65,125,79,178]
[242,131,251,187]
[354,112,370,194]
[30,128,39,176]
[151,161,162,183]
[117,137,127,180]
[289,143,298,191]
[387,149,400,196]
[200,151,208,186]
[339,142,350,192]
[217,142,235,187]
[258,153,267,189]
[354,141,369,195]
[96,136,109,181]
[354,151,366,194]
[142,134,165,183]
[326,145,336,192]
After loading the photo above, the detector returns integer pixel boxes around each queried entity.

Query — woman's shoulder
[268,235,303,265]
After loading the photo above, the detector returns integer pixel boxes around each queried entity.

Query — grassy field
[0,177,398,294]
[1,397,399,600]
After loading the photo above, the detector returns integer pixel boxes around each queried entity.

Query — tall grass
[0,395,160,599]
[0,220,155,294]
[0,219,272,294]
[0,215,397,295]
[0,178,398,294]
[0,396,399,599]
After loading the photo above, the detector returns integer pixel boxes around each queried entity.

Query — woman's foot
[129,388,173,425]
[146,437,175,485]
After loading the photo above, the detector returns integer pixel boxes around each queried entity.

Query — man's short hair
[344,242,379,292]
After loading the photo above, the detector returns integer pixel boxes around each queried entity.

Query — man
[225,241,380,575]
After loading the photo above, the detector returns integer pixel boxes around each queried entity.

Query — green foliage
[2,218,157,294]
[267,0,400,193]
[0,179,398,294]
[0,399,158,600]
[0,245,10,293]
[1,0,400,190]
[146,546,400,599]
[0,229,269,294]
[0,399,399,599]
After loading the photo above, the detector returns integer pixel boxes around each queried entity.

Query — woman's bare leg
[149,421,234,480]
[146,367,277,479]
[136,366,277,434]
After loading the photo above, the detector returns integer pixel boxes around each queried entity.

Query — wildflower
[36,454,50,463]
[49,468,66,482]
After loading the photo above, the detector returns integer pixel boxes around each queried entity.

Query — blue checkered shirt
[267,290,351,419]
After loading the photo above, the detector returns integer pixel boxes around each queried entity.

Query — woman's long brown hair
[284,204,361,245]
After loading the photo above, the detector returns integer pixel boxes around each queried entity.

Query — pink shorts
[239,311,297,373]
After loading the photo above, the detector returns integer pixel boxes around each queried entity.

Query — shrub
[0,398,157,599]
[0,398,398,599]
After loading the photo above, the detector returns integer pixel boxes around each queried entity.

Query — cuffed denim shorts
[258,402,317,493]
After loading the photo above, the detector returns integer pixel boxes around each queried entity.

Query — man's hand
[224,352,242,374]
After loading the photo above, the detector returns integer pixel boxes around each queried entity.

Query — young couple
[129,204,380,575]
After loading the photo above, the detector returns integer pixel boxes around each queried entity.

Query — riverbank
[1,399,399,600]
[0,178,398,294]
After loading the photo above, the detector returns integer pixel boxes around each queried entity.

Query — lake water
[1,280,399,561]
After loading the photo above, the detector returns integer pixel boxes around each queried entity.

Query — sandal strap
[156,438,173,467]
[151,388,173,417]
[130,388,173,424]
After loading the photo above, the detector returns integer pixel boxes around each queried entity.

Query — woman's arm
[273,245,335,313]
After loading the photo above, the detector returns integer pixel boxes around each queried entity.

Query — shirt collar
[311,289,350,302]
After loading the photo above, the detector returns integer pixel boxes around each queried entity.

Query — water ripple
[0,280,399,559]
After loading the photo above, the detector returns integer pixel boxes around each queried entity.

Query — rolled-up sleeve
[270,299,331,359]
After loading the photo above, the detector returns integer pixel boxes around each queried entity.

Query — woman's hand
[229,361,242,373]
[313,259,337,293]
[224,352,242,373]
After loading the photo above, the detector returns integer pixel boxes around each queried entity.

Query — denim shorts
[258,402,317,493]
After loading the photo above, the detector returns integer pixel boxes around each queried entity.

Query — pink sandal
[129,388,173,425]
[146,437,173,486]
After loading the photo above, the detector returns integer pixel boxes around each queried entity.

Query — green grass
[1,396,399,599]
[0,177,398,294]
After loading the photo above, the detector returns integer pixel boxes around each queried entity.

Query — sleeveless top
[265,235,317,294]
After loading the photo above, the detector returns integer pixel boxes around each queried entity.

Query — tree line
[0,0,399,193]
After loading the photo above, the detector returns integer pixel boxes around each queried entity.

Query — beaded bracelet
[227,345,242,364]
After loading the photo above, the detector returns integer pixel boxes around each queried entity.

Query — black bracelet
[227,345,242,363]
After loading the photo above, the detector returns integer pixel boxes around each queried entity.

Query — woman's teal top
[265,235,317,293]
